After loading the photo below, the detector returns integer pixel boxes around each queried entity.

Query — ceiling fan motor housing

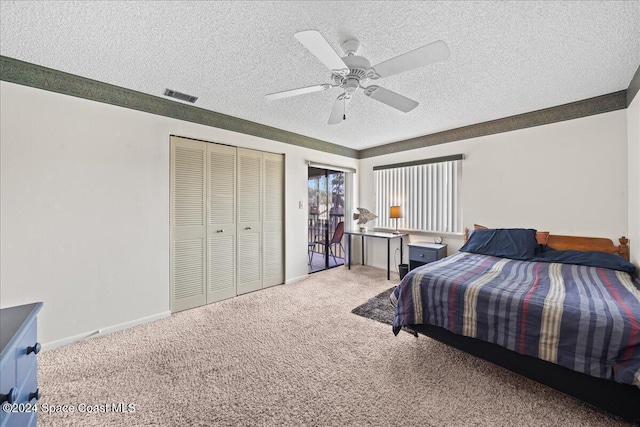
[332,55,371,92]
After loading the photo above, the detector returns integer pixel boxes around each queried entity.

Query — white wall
[0,81,358,348]
[359,110,629,270]
[628,94,640,272]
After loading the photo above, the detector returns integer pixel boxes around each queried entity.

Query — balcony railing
[307,213,345,263]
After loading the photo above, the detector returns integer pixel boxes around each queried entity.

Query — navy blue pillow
[460,228,538,260]
[533,246,637,275]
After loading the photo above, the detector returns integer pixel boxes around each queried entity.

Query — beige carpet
[38,266,630,427]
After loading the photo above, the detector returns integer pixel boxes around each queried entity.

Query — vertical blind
[374,155,462,233]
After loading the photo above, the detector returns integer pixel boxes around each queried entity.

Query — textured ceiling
[1,1,639,150]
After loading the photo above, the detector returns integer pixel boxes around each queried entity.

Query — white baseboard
[285,274,309,285]
[42,311,171,352]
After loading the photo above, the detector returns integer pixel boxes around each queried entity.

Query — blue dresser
[0,302,43,427]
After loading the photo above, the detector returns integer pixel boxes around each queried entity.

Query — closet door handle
[245,227,252,230]
[216,229,224,233]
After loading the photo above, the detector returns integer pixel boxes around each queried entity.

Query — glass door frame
[308,166,346,273]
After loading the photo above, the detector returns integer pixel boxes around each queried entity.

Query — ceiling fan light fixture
[344,78,359,93]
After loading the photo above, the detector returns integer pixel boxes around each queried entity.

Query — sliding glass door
[308,167,345,273]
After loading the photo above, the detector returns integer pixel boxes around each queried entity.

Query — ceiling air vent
[164,89,198,103]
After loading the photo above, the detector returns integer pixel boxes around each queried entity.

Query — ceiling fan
[265,30,450,125]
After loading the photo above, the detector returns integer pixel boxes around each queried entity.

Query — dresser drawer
[16,320,38,388]
[0,357,16,397]
[0,360,16,427]
[2,406,35,427]
[0,360,37,427]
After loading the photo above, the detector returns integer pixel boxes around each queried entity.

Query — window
[374,155,462,234]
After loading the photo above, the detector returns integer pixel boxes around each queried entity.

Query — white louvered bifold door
[206,143,237,303]
[262,152,284,288]
[170,136,207,312]
[236,148,263,295]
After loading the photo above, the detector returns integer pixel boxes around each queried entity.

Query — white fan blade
[370,40,450,79]
[328,94,351,125]
[294,30,349,75]
[364,86,418,112]
[266,84,331,100]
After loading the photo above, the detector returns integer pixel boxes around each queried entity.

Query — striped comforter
[391,252,640,387]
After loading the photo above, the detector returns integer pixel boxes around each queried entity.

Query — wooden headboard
[462,228,630,261]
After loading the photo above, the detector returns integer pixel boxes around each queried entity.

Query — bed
[391,227,640,423]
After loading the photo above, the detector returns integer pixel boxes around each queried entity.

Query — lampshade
[389,206,403,219]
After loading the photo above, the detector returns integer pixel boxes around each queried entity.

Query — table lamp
[389,206,403,234]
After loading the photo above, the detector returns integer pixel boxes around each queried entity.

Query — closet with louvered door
[237,148,263,295]
[170,137,284,312]
[262,152,284,287]
[170,137,207,312]
[207,142,237,303]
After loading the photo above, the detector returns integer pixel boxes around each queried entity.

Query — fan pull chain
[343,95,346,121]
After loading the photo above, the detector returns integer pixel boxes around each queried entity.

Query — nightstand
[408,242,447,270]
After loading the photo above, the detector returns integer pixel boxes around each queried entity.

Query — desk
[344,230,408,280]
